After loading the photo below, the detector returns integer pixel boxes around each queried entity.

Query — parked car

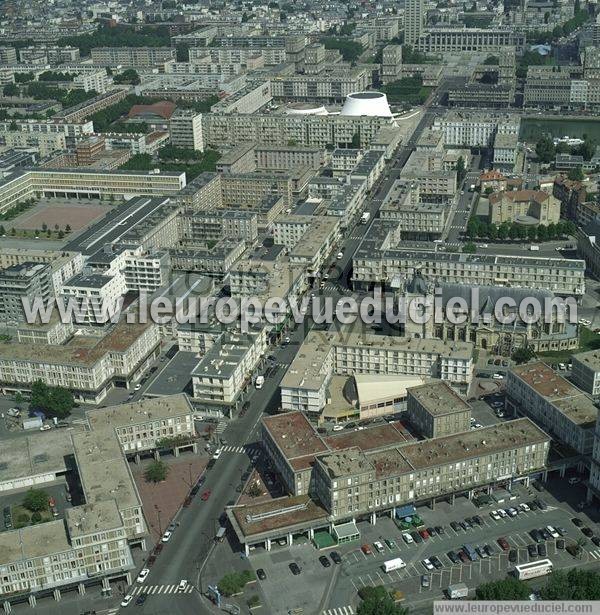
[384,539,397,550]
[537,543,547,557]
[459,521,468,531]
[361,544,372,555]
[536,499,548,510]
[592,536,600,547]
[402,532,414,544]
[546,525,560,539]
[422,558,434,571]
[450,521,461,532]
[135,594,147,606]
[458,551,469,563]
[508,549,518,563]
[161,530,172,543]
[421,574,430,588]
[497,537,510,551]
[411,531,423,543]
[136,568,149,583]
[582,527,594,537]
[484,544,494,557]
[373,541,385,553]
[527,544,537,557]
[256,569,266,580]
[476,546,488,559]
[473,515,483,526]
[330,551,342,565]
[419,529,430,540]
[447,551,461,564]
[201,490,211,501]
[529,501,539,511]
[507,508,518,517]
[427,526,436,536]
[120,595,133,607]
[289,563,302,575]
[497,509,508,518]
[430,556,443,569]
[177,580,188,592]
[572,517,584,527]
[435,526,445,535]
[519,503,530,512]
[557,539,566,550]
[319,555,331,568]
[490,510,501,521]
[530,529,543,543]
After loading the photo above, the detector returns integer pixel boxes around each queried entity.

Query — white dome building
[285,102,329,116]
[340,91,393,118]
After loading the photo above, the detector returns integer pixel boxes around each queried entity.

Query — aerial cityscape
[0,0,600,613]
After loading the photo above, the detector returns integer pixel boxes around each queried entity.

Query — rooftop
[262,412,328,461]
[65,500,123,539]
[0,521,71,567]
[408,381,471,416]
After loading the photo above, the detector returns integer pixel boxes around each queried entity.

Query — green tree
[541,569,600,600]
[455,156,466,184]
[567,166,584,181]
[527,226,537,241]
[508,225,519,240]
[23,489,49,513]
[30,380,74,418]
[512,345,535,364]
[462,242,477,253]
[535,136,556,163]
[537,224,548,241]
[321,37,364,62]
[145,460,169,483]
[476,577,530,600]
[113,69,141,85]
[14,391,24,406]
[3,83,18,96]
[357,586,408,615]
[497,223,509,241]
[65,224,71,233]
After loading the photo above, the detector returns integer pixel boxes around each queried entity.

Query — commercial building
[433,111,520,148]
[169,109,204,151]
[416,27,525,54]
[506,362,598,456]
[90,47,176,67]
[405,0,425,46]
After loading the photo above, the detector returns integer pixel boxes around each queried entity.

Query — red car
[419,529,430,540]
[361,544,372,555]
[201,490,211,501]
[48,496,56,508]
[458,551,469,563]
[497,537,510,551]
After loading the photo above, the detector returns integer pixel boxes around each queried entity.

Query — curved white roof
[285,103,329,116]
[340,91,393,118]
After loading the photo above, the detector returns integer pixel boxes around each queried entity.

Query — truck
[529,245,539,251]
[383,558,406,573]
[360,212,370,224]
[22,416,42,430]
[447,583,469,599]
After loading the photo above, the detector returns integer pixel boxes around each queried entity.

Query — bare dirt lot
[11,200,112,232]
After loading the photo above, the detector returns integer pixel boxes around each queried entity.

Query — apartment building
[352,221,586,296]
[220,172,295,211]
[280,328,473,417]
[201,113,392,149]
[380,181,445,238]
[407,382,471,438]
[506,361,598,456]
[180,209,258,244]
[18,45,80,64]
[90,47,176,67]
[0,321,160,403]
[255,145,324,172]
[433,111,520,148]
[189,46,286,67]
[87,394,195,455]
[381,45,403,85]
[53,89,128,123]
[270,68,370,103]
[3,131,66,157]
[489,189,560,225]
[0,47,18,64]
[571,350,600,397]
[191,328,268,408]
[287,216,341,276]
[0,262,51,325]
[524,66,580,108]
[261,411,549,520]
[211,81,272,115]
[0,120,94,142]
[400,150,457,203]
[169,109,204,151]
[73,70,110,94]
[405,0,425,46]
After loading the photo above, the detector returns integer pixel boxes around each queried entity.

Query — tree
[113,69,140,85]
[537,224,548,241]
[527,226,537,241]
[357,586,408,615]
[30,380,74,418]
[535,136,555,164]
[3,83,18,96]
[567,166,584,181]
[476,578,530,600]
[462,242,477,253]
[14,391,24,406]
[455,156,466,184]
[145,460,169,483]
[512,345,535,364]
[65,224,71,233]
[484,186,494,195]
[497,223,509,241]
[541,569,600,600]
[23,489,49,513]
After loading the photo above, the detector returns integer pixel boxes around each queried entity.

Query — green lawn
[536,326,600,363]
[11,504,53,529]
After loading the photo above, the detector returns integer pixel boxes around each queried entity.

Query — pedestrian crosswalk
[220,443,262,460]
[323,606,355,615]
[588,550,600,559]
[130,584,193,596]
[215,420,227,435]
[222,445,246,454]
[71,418,89,426]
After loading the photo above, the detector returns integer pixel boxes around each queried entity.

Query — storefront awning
[333,520,360,541]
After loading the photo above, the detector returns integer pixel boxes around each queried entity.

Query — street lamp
[154,504,162,537]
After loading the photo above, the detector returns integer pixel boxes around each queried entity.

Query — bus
[514,559,553,580]
[462,544,478,561]
[383,558,406,573]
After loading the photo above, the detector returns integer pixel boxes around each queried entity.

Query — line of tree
[26,82,97,107]
[536,135,596,164]
[466,217,576,241]
[38,71,75,82]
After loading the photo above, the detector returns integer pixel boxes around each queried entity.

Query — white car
[336,252,343,260]
[497,509,508,518]
[422,558,434,571]
[161,530,172,543]
[402,532,414,544]
[178,579,188,592]
[332,424,344,431]
[507,508,518,517]
[39,424,51,431]
[546,525,560,539]
[134,383,142,391]
[492,373,504,380]
[519,503,530,512]
[490,510,501,521]
[474,423,482,429]
[579,319,592,327]
[136,568,150,583]
[212,448,222,460]
[373,541,385,553]
[120,595,134,607]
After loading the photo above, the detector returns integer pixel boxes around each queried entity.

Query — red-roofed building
[128,101,177,122]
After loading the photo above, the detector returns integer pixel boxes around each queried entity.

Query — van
[215,526,226,542]
[255,376,265,389]
[568,477,581,485]
[529,245,539,251]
